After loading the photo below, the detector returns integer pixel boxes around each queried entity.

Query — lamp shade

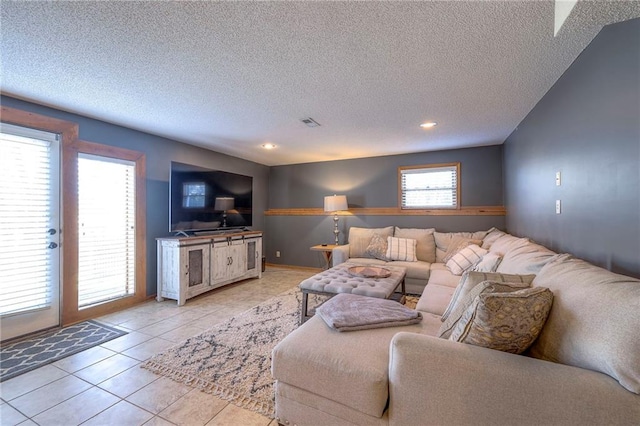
[214,197,234,211]
[324,195,348,212]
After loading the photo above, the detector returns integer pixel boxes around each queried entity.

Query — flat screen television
[169,161,252,233]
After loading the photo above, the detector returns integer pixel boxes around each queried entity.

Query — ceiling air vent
[300,117,321,128]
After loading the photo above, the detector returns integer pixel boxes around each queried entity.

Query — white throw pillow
[473,252,503,272]
[386,237,417,262]
[446,244,488,275]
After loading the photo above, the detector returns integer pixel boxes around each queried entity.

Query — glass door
[0,123,61,341]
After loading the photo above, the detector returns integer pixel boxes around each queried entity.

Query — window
[182,182,205,208]
[399,163,460,209]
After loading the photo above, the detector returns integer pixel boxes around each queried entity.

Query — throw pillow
[386,237,417,262]
[446,244,488,275]
[438,280,531,338]
[440,271,536,323]
[364,233,388,260]
[442,237,484,263]
[435,231,488,262]
[348,226,394,258]
[449,287,554,355]
[394,227,436,263]
[473,252,503,273]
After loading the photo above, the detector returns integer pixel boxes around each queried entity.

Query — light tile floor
[0,268,310,426]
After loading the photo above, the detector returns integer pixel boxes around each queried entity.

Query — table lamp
[214,197,234,227]
[323,195,348,245]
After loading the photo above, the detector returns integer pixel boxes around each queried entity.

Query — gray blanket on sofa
[317,293,422,332]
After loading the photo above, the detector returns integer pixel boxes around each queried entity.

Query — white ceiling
[1,1,639,166]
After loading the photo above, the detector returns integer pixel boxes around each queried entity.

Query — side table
[310,244,338,269]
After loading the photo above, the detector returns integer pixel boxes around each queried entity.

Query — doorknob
[48,242,58,249]
[48,228,57,235]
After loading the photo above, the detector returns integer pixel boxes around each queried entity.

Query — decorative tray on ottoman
[348,265,392,278]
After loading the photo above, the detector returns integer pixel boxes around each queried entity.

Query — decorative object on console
[323,194,348,245]
[214,197,234,227]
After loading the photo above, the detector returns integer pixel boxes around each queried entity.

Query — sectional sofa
[271,227,640,425]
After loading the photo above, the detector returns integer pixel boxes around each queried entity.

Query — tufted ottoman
[299,262,406,324]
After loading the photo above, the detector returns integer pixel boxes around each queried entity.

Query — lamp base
[333,214,340,245]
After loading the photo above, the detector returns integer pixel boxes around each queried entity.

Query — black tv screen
[169,162,252,233]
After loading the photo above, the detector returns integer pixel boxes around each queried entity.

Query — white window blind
[78,153,136,308]
[400,165,459,209]
[0,126,57,316]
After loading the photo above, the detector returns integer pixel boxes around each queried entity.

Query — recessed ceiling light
[420,121,437,129]
[262,143,277,150]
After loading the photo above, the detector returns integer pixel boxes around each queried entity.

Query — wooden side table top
[310,244,339,270]
[310,244,339,252]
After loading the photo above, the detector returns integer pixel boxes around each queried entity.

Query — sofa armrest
[331,244,350,266]
[388,332,639,426]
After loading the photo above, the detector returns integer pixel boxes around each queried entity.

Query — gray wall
[266,146,505,268]
[503,18,640,278]
[1,96,270,296]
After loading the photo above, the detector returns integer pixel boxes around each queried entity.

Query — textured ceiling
[1,1,639,166]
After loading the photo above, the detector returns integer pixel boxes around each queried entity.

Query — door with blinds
[77,153,136,310]
[0,123,61,341]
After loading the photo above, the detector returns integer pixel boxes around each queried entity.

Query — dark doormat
[0,320,127,382]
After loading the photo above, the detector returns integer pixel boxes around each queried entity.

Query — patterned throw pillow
[473,252,503,272]
[386,237,417,262]
[364,233,388,260]
[441,271,536,323]
[445,244,488,275]
[438,280,531,338]
[449,287,554,354]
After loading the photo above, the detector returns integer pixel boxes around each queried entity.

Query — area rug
[143,288,325,417]
[143,287,420,417]
[0,320,127,382]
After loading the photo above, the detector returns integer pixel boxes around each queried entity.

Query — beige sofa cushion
[435,231,488,262]
[450,286,553,354]
[271,313,442,418]
[529,254,640,394]
[389,260,430,282]
[394,227,436,263]
[488,233,530,256]
[481,227,506,250]
[496,241,557,275]
[348,226,394,258]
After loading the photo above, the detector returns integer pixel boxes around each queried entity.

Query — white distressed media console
[156,231,262,305]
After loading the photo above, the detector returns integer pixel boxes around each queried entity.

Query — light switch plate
[556,200,561,214]
[555,171,562,186]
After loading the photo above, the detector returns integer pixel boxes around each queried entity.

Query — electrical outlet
[555,171,562,186]
[556,200,561,214]
[276,251,281,258]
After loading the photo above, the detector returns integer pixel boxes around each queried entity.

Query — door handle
[48,242,58,249]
